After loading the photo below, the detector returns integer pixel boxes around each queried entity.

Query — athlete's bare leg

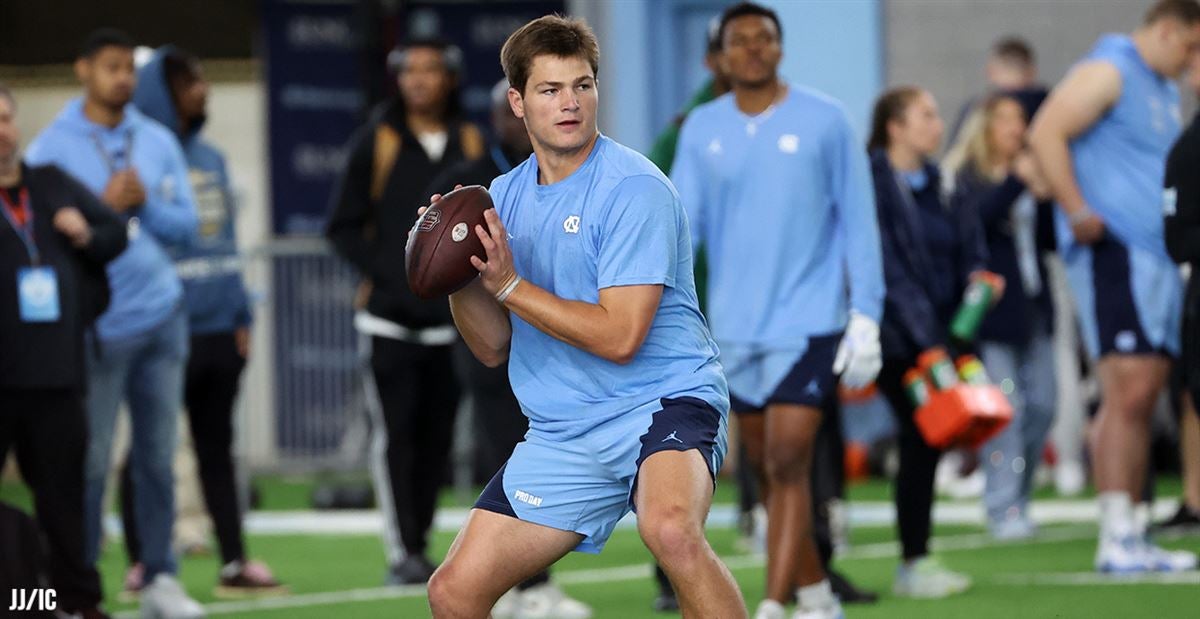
[636,449,747,618]
[762,404,825,602]
[427,509,581,618]
[1091,355,1170,499]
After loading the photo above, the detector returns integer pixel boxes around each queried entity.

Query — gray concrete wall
[884,0,1156,135]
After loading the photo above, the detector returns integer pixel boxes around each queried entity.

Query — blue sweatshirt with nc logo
[133,47,252,334]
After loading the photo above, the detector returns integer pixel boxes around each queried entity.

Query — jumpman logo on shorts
[662,430,683,444]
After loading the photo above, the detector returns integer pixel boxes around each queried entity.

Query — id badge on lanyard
[1,187,61,322]
[93,128,141,240]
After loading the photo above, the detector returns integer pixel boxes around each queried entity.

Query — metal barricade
[238,238,371,474]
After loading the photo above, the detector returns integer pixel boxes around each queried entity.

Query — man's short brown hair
[501,15,600,95]
[991,36,1034,69]
[1144,0,1200,25]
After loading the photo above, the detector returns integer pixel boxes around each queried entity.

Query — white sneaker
[139,574,206,619]
[1143,541,1198,572]
[753,599,786,619]
[515,582,592,619]
[1095,534,1150,574]
[793,601,844,619]
[989,516,1037,541]
[492,588,521,619]
[1055,460,1086,497]
[893,556,971,598]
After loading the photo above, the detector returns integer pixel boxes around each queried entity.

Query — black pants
[877,358,942,560]
[0,388,103,612]
[370,337,459,560]
[812,395,845,566]
[451,343,526,480]
[124,331,247,566]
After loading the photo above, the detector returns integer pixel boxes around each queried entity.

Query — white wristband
[495,275,522,303]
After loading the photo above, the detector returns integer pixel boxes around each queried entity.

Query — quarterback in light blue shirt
[425,15,746,618]
[670,4,884,618]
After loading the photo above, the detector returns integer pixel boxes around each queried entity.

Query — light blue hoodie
[26,98,198,342]
[133,47,252,334]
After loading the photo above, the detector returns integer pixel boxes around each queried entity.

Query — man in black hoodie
[326,38,484,585]
[0,84,127,619]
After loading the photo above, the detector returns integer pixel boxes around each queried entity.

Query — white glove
[833,311,882,389]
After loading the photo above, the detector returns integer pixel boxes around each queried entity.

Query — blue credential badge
[17,266,60,322]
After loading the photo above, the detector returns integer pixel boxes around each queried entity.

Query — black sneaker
[652,564,679,612]
[386,555,436,586]
[1154,504,1200,533]
[652,591,680,612]
[829,568,879,605]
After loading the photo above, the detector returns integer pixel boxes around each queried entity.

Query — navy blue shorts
[1063,236,1182,359]
[728,331,842,414]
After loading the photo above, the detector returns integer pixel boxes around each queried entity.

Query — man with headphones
[326,38,485,585]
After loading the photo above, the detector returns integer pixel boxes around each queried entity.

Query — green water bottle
[949,272,1002,342]
[918,348,960,391]
[904,368,931,407]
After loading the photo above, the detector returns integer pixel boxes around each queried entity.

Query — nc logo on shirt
[160,175,177,203]
[778,134,800,154]
[707,138,722,155]
[1148,97,1170,134]
[1115,330,1138,353]
[1163,187,1178,216]
[563,215,581,234]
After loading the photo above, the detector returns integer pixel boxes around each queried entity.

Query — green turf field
[87,521,1198,618]
[4,476,1196,617]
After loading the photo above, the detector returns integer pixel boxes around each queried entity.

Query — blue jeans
[84,306,188,580]
[980,317,1057,525]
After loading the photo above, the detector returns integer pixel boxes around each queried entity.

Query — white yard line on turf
[112,526,1104,618]
[993,572,1200,586]
[114,584,429,619]
[100,498,1179,538]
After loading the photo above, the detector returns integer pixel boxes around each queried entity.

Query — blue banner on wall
[400,1,564,129]
[262,0,362,236]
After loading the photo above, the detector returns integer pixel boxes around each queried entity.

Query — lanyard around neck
[0,187,38,264]
[90,128,135,175]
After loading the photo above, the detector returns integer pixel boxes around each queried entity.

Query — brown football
[405,185,492,299]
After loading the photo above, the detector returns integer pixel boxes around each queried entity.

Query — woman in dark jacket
[943,93,1056,540]
[867,86,996,599]
[325,39,484,585]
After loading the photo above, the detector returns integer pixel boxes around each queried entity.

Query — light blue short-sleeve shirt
[487,135,729,440]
